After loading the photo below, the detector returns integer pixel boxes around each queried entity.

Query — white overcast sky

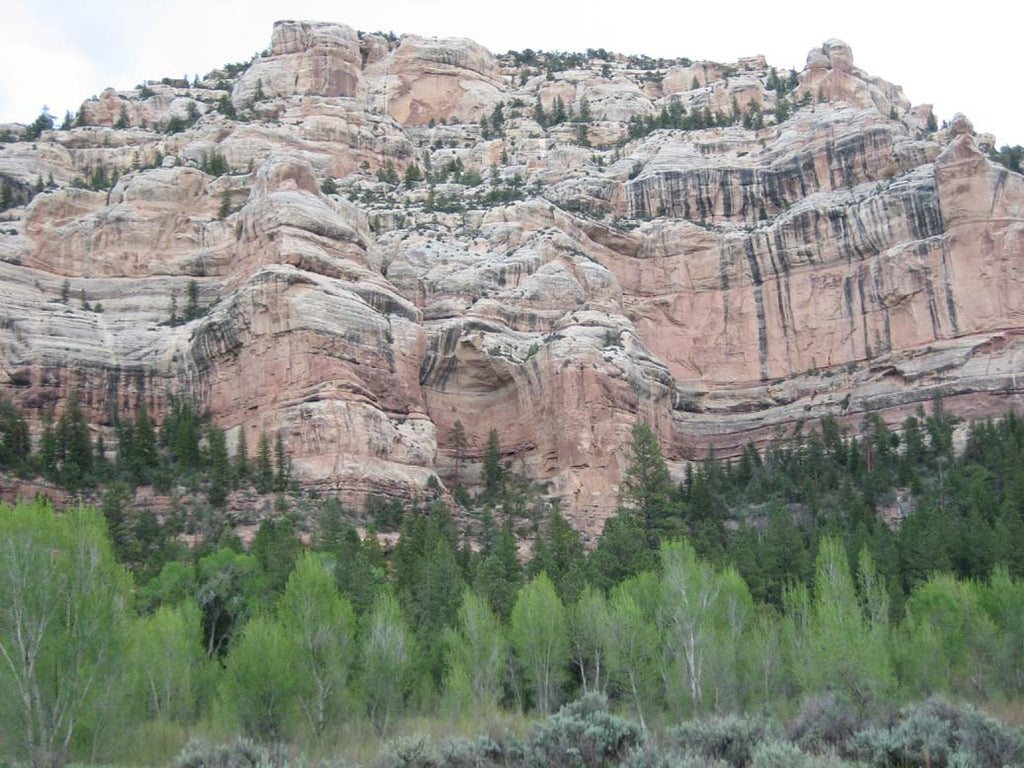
[0,0,1019,145]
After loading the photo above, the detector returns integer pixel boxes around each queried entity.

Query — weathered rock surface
[2,24,1022,536]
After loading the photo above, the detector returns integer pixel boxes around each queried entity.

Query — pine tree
[234,427,250,486]
[578,97,592,123]
[93,433,111,482]
[620,422,675,548]
[207,425,230,507]
[38,406,57,481]
[134,401,160,484]
[0,399,31,471]
[533,98,547,127]
[167,397,200,471]
[252,517,302,595]
[589,513,656,592]
[527,507,587,604]
[101,482,133,560]
[761,502,810,606]
[451,419,467,484]
[184,280,201,321]
[273,432,290,492]
[168,292,179,326]
[551,96,567,124]
[55,395,94,490]
[482,427,504,501]
[255,431,273,494]
[474,521,522,620]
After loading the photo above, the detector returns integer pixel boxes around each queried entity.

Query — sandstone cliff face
[1,23,1022,535]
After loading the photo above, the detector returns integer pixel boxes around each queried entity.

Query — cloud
[0,4,106,123]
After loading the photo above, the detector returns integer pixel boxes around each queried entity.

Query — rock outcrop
[2,24,1022,537]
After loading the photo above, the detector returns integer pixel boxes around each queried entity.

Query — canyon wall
[2,22,1022,534]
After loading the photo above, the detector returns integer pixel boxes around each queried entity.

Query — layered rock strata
[2,21,1022,535]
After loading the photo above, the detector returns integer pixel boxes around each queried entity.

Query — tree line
[2,497,1023,767]
[4,396,1024,764]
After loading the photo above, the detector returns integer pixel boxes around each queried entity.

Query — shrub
[526,694,644,768]
[847,697,1024,768]
[378,736,439,768]
[623,747,729,768]
[788,693,860,753]
[750,740,809,768]
[672,714,781,768]
[174,738,291,768]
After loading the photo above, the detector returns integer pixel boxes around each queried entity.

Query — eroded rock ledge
[2,23,1022,536]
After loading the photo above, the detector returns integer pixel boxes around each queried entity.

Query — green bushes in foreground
[3,498,1024,768]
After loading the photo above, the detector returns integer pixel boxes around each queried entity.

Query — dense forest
[2,396,1024,767]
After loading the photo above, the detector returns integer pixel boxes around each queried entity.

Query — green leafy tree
[606,581,658,730]
[980,567,1024,696]
[658,539,728,713]
[510,572,569,714]
[897,573,998,698]
[442,589,506,714]
[568,586,612,694]
[0,501,131,768]
[127,600,205,724]
[787,538,894,712]
[137,560,196,613]
[196,547,258,657]
[277,552,357,738]
[218,615,296,740]
[362,592,413,733]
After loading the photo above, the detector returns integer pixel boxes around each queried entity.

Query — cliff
[1,22,1022,535]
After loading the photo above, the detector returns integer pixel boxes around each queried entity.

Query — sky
[0,0,1019,145]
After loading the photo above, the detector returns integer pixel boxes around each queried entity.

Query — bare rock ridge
[1,21,1022,536]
